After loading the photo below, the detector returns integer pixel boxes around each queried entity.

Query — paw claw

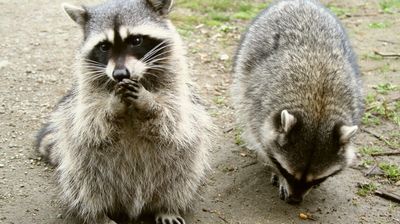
[156,214,185,224]
[115,78,144,104]
[279,184,288,201]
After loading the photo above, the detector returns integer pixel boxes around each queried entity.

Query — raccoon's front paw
[279,184,288,201]
[116,78,143,104]
[156,213,185,224]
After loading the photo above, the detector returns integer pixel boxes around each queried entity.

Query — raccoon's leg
[95,216,117,224]
[35,122,58,165]
[155,214,185,224]
[79,215,116,224]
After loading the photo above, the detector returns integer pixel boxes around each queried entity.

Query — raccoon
[232,0,364,204]
[35,0,212,223]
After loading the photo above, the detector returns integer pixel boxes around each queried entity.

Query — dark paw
[116,79,142,103]
[279,184,288,201]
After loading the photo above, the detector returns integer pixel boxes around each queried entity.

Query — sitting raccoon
[232,0,364,204]
[36,0,212,223]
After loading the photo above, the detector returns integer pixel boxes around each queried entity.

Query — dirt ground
[0,0,399,223]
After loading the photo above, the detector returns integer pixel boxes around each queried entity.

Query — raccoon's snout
[113,67,130,82]
[279,185,303,204]
[286,195,303,204]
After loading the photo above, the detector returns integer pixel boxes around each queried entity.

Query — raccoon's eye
[127,35,143,47]
[99,42,112,52]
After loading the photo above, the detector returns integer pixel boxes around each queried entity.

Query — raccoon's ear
[62,3,88,27]
[147,0,174,15]
[281,110,297,133]
[339,125,358,144]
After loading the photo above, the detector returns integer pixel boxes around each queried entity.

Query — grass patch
[327,4,358,17]
[213,95,227,106]
[362,53,384,61]
[361,159,375,167]
[379,63,392,73]
[379,163,400,181]
[364,84,400,126]
[375,83,398,95]
[379,0,400,13]
[172,0,269,30]
[368,21,392,29]
[359,146,384,156]
[362,112,381,126]
[357,183,378,197]
[234,127,245,146]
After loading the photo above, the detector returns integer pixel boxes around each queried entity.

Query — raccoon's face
[265,110,358,204]
[63,0,177,90]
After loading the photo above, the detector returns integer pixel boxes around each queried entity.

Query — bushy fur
[232,0,364,203]
[36,0,211,223]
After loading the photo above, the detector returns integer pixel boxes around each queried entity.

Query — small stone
[396,180,400,186]
[0,60,9,69]
[0,164,4,168]
[57,214,63,219]
[219,54,229,61]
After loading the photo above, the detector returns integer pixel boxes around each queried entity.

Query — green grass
[379,163,400,181]
[357,183,378,197]
[359,146,384,156]
[213,96,227,106]
[375,83,398,95]
[234,127,245,146]
[379,0,400,13]
[361,159,375,167]
[364,84,400,126]
[368,21,392,29]
[362,53,384,61]
[172,0,269,31]
[362,112,381,126]
[327,5,358,17]
[379,63,393,73]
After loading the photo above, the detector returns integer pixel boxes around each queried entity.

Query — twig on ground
[361,128,397,150]
[241,161,258,169]
[202,208,230,224]
[374,190,400,204]
[371,151,400,157]
[378,39,398,45]
[374,50,400,58]
[365,164,379,177]
[223,127,234,133]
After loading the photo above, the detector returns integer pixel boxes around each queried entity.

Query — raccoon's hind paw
[156,214,185,224]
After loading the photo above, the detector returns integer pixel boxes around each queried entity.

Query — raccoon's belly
[58,142,166,216]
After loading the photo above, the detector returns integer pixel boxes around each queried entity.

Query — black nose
[112,68,130,82]
[287,195,303,205]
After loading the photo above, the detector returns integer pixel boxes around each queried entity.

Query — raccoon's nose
[287,195,303,204]
[113,68,130,82]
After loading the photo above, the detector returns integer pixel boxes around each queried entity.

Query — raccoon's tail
[35,122,57,165]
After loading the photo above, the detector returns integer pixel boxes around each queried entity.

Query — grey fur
[36,0,211,223]
[232,0,364,204]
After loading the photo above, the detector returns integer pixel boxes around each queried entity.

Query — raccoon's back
[232,0,363,126]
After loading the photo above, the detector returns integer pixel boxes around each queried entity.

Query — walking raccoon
[232,0,364,204]
[36,0,211,223]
